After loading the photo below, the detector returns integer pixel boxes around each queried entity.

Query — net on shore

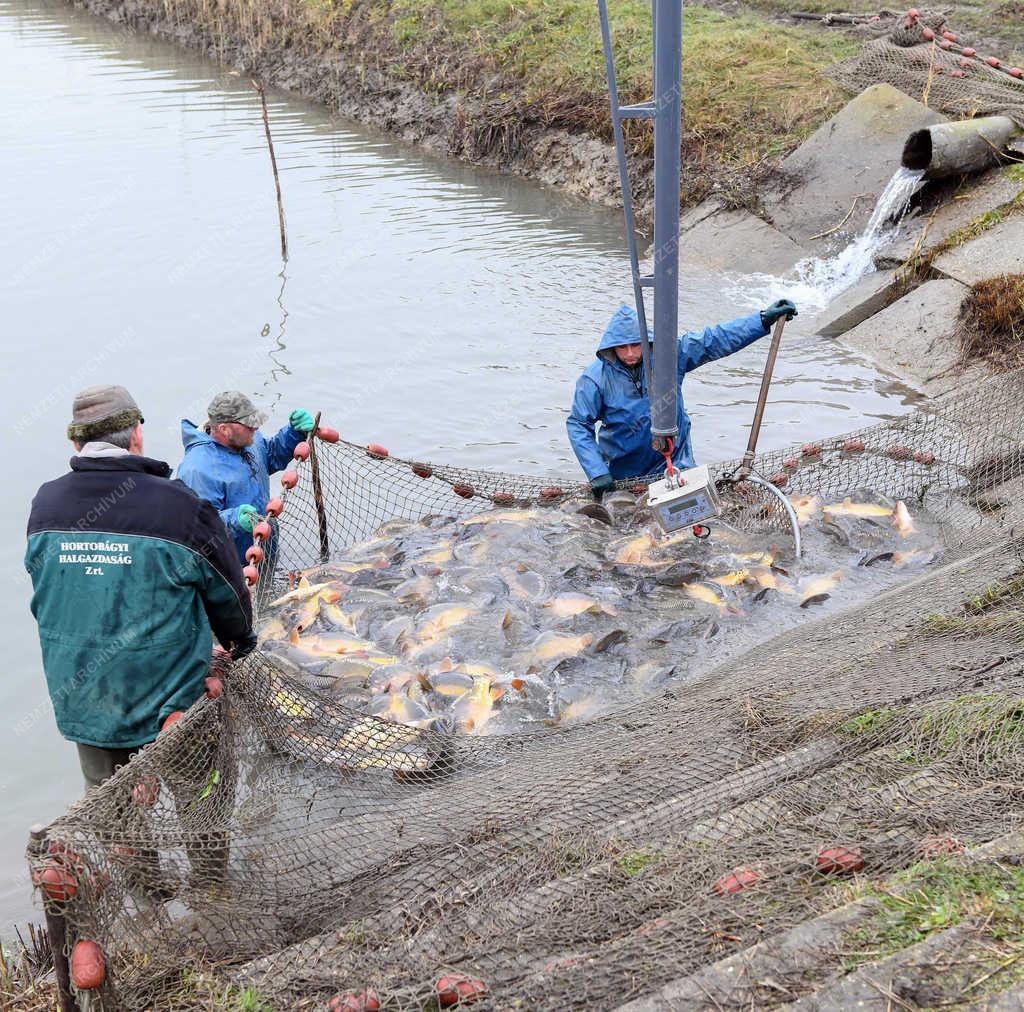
[24,362,1024,1010]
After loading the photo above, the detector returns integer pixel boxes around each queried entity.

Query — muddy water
[0,0,917,927]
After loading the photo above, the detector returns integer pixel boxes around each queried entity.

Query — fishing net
[26,366,1024,1011]
[829,12,1024,127]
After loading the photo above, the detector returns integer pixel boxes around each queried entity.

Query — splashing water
[728,166,926,316]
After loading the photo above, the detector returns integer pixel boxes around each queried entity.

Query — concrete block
[838,278,985,395]
[762,84,945,246]
[813,268,897,337]
[678,208,808,276]
[881,168,1024,266]
[932,217,1024,286]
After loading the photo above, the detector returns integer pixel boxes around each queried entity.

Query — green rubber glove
[590,474,615,502]
[760,299,798,328]
[289,408,315,433]
[236,504,258,533]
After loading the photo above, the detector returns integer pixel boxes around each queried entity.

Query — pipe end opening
[903,129,933,171]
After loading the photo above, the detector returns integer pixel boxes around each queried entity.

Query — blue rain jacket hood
[176,419,303,564]
[566,305,768,481]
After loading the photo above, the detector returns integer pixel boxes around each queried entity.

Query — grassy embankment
[167,0,857,207]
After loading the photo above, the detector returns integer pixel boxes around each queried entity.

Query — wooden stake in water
[252,78,288,261]
[740,316,788,477]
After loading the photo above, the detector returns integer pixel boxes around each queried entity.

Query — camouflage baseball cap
[206,391,267,429]
[67,385,143,443]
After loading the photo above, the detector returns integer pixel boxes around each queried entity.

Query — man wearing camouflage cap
[177,393,314,566]
[25,385,254,790]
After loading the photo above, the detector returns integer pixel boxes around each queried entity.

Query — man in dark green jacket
[25,385,255,790]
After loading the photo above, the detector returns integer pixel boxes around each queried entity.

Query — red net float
[205,676,224,699]
[921,26,934,40]
[245,544,265,564]
[907,7,920,16]
[712,867,759,895]
[491,492,515,505]
[243,565,260,586]
[918,836,964,858]
[962,47,976,57]
[70,940,106,990]
[816,844,863,874]
[280,470,299,490]
[32,864,78,903]
[768,473,788,488]
[913,450,936,465]
[109,844,138,864]
[366,443,389,460]
[782,455,800,472]
[452,482,475,499]
[264,498,284,519]
[436,975,488,1006]
[253,520,272,542]
[940,38,953,50]
[539,487,563,501]
[887,445,912,461]
[327,990,380,1012]
[293,441,311,462]
[986,56,1001,68]
[411,463,433,479]
[1011,67,1024,79]
[801,443,822,457]
[951,69,966,78]
[942,29,957,41]
[315,425,339,443]
[132,776,160,807]
[161,711,184,732]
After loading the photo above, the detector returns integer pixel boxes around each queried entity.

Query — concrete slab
[762,84,945,246]
[812,268,897,337]
[932,216,1024,286]
[880,168,1024,267]
[838,278,986,395]
[678,207,808,276]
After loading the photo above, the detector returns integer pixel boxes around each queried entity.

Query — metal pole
[650,0,682,449]
[28,824,79,1012]
[740,316,788,475]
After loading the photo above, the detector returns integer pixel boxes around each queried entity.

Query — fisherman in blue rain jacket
[177,391,315,565]
[567,299,797,499]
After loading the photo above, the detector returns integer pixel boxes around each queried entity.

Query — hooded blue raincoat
[177,420,304,564]
[566,305,768,481]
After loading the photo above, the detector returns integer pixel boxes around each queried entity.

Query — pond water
[0,0,917,927]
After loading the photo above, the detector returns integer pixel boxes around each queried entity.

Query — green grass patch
[848,858,1024,969]
[618,849,663,876]
[841,707,901,736]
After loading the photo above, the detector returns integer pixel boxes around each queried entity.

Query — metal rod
[252,78,289,262]
[29,824,79,1012]
[746,474,803,558]
[649,0,682,444]
[309,411,330,564]
[741,316,788,474]
[597,0,654,394]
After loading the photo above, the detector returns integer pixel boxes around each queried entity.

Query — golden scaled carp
[610,532,657,566]
[549,694,601,725]
[789,495,822,527]
[370,691,431,726]
[524,631,594,670]
[401,603,477,655]
[893,500,917,538]
[799,570,843,608]
[335,715,419,751]
[541,593,617,619]
[708,568,752,588]
[684,582,728,612]
[269,579,333,608]
[463,509,536,527]
[320,602,357,631]
[823,498,894,520]
[451,676,504,733]
[427,670,475,697]
[291,634,377,656]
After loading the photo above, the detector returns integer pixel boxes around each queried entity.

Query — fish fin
[438,656,454,672]
[490,685,505,701]
[510,678,525,692]
[800,593,831,608]
[463,718,476,733]
[298,576,310,588]
[289,627,300,645]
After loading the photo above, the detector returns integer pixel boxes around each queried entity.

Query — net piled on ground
[26,368,1024,1010]
[830,13,1024,126]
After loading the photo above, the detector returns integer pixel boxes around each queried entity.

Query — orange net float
[327,990,381,1012]
[252,520,272,542]
[962,46,977,57]
[782,455,800,472]
[366,443,389,460]
[411,463,433,479]
[913,450,936,465]
[1011,67,1024,78]
[436,975,488,1006]
[161,711,184,732]
[815,844,863,874]
[243,565,260,586]
[769,472,789,488]
[315,425,340,443]
[986,56,1001,68]
[452,482,475,499]
[712,867,759,895]
[204,676,224,699]
[280,470,299,490]
[132,775,160,807]
[538,487,563,501]
[245,544,265,564]
[293,441,311,462]
[70,940,106,990]
[32,864,78,904]
[491,491,516,505]
[887,444,913,461]
[942,29,957,41]
[921,26,934,40]
[264,498,284,518]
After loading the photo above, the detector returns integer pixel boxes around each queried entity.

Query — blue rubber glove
[590,474,615,502]
[760,299,798,328]
[236,504,259,533]
[289,409,315,433]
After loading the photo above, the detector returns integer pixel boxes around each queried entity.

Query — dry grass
[957,274,1024,371]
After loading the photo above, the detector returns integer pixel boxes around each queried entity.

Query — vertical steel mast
[598,0,683,454]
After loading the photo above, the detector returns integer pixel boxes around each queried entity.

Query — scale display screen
[657,492,714,526]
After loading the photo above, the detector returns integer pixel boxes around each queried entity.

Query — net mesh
[25,364,1024,1009]
[829,13,1024,126]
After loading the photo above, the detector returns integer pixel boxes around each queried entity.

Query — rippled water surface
[0,0,919,926]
